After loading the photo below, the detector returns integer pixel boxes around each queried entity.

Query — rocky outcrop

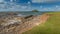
[0,15,35,34]
[0,14,49,34]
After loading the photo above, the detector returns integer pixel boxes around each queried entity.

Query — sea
[17,11,46,17]
[0,11,48,17]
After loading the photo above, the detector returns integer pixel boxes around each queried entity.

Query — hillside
[23,12,60,34]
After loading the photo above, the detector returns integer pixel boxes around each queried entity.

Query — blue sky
[0,0,60,11]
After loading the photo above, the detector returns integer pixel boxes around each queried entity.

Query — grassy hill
[23,12,60,34]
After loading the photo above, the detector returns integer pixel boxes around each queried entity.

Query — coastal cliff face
[0,14,35,34]
[0,13,49,34]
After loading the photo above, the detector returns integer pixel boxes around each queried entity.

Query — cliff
[0,14,50,34]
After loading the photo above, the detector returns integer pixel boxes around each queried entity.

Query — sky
[0,0,60,11]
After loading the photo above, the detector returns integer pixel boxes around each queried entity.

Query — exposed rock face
[0,14,36,34]
[0,13,49,34]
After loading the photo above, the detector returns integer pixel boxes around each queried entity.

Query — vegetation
[32,10,39,12]
[23,12,60,34]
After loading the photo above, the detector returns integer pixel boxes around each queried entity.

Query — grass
[23,12,60,34]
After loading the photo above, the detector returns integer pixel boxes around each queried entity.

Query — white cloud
[56,5,59,8]
[10,0,13,2]
[0,2,32,11]
[21,6,27,9]
[32,0,41,3]
[0,0,4,2]
[28,1,31,4]
[32,0,60,3]
[39,5,60,11]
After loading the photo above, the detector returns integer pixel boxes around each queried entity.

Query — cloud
[32,0,60,3]
[0,0,4,2]
[39,5,60,11]
[0,2,32,11]
[32,0,41,3]
[21,6,27,9]
[27,1,31,4]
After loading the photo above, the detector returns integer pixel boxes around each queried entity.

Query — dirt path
[17,14,50,34]
[38,14,50,25]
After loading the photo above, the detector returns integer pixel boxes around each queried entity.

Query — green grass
[23,12,60,34]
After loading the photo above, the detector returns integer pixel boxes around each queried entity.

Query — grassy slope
[23,12,60,34]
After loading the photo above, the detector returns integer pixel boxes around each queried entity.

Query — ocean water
[0,11,46,17]
[17,11,45,17]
